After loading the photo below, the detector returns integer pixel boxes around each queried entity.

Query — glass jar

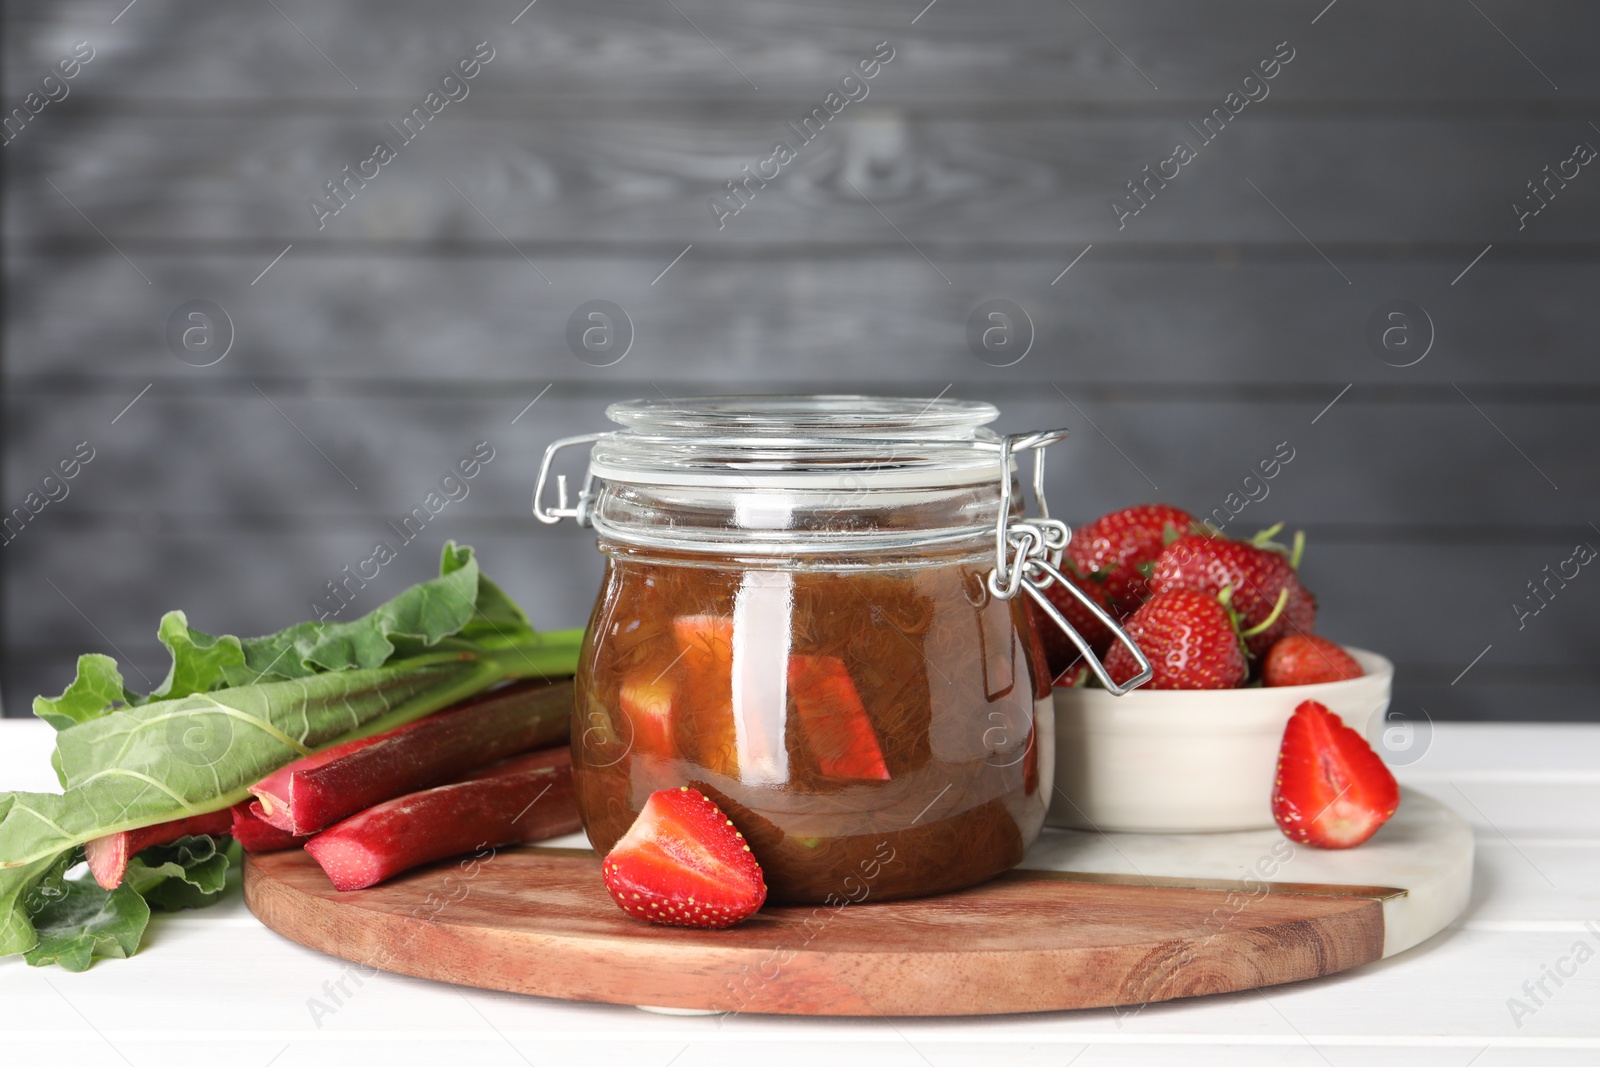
[535,396,1148,903]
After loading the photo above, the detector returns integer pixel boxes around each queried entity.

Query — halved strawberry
[602,786,767,928]
[1262,635,1364,687]
[1272,700,1399,849]
[618,670,677,758]
[788,654,890,780]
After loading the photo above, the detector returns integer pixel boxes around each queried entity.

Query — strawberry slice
[1272,699,1399,849]
[1262,635,1364,687]
[787,654,890,781]
[602,786,767,928]
[618,670,677,758]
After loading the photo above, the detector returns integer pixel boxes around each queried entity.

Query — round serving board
[243,787,1472,1017]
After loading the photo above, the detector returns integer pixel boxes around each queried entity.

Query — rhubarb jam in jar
[535,397,1147,903]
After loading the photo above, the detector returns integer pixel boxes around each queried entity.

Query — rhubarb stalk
[84,810,234,890]
[229,803,308,853]
[249,679,572,836]
[304,747,579,891]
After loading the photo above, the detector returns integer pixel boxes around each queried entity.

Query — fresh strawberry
[1263,635,1364,687]
[1065,504,1195,613]
[618,670,677,757]
[1103,588,1248,690]
[1148,530,1315,659]
[788,655,890,780]
[602,786,767,929]
[1273,700,1399,848]
[1024,571,1116,679]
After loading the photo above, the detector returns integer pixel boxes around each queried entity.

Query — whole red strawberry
[1065,504,1195,613]
[1263,635,1364,687]
[1024,571,1116,679]
[1273,700,1398,848]
[1103,588,1248,690]
[1148,530,1315,659]
[602,786,766,929]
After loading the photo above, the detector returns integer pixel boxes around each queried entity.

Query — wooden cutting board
[242,787,1472,1016]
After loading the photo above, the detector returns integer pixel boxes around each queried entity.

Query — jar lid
[589,395,1005,489]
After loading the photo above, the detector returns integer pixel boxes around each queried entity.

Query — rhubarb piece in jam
[787,654,889,781]
[617,671,676,760]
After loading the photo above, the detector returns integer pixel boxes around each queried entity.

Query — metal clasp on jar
[533,433,602,527]
[984,431,1154,697]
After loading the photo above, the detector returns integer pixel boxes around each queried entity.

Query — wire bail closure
[533,433,602,527]
[984,431,1154,696]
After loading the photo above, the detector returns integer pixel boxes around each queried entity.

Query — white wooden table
[2,719,1597,1066]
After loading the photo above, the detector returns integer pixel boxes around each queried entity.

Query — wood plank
[10,116,1600,245]
[241,845,1388,1015]
[6,255,1600,383]
[5,0,1597,103]
[3,392,1595,537]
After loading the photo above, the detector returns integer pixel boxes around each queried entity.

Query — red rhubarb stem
[304,747,579,891]
[250,679,572,836]
[249,719,430,830]
[84,809,234,890]
[230,802,309,853]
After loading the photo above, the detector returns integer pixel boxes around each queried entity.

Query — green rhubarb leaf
[0,848,69,957]
[225,544,485,684]
[32,614,246,731]
[51,662,468,796]
[448,543,534,638]
[23,859,150,971]
[16,835,237,970]
[0,660,474,955]
[3,542,581,963]
[147,611,247,702]
[124,835,234,911]
[32,654,130,731]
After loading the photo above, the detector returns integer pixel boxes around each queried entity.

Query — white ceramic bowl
[1046,647,1394,833]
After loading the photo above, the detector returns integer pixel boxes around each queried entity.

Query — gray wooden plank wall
[3,0,1597,722]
